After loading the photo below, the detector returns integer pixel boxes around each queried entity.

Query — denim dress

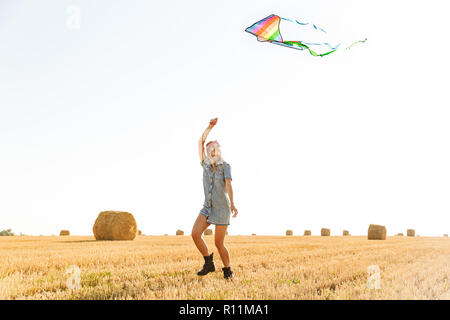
[199,159,232,225]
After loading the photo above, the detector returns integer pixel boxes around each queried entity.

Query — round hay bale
[252,233,256,236]
[407,229,415,237]
[304,230,311,236]
[321,228,330,236]
[444,234,448,237]
[93,211,137,240]
[343,230,350,236]
[368,224,386,240]
[204,229,213,236]
[397,233,404,236]
[286,230,293,236]
[137,230,142,235]
[164,234,168,236]
[176,229,184,235]
[59,230,70,236]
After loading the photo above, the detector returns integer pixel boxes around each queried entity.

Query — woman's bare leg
[214,225,230,267]
[191,214,211,256]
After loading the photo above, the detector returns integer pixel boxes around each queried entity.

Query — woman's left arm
[225,179,238,217]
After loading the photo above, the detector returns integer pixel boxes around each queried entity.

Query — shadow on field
[56,240,99,243]
[56,239,135,243]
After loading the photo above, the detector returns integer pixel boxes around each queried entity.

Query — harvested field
[0,236,449,300]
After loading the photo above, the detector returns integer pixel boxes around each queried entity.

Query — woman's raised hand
[209,117,218,128]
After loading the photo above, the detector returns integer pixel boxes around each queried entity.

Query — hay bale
[444,234,448,237]
[204,229,213,236]
[397,233,404,236]
[304,230,311,236]
[321,228,330,236]
[286,230,293,236]
[343,230,350,236]
[137,230,142,235]
[164,234,168,236]
[59,230,70,236]
[407,229,415,237]
[252,233,256,236]
[368,224,386,240]
[92,211,137,240]
[176,229,184,235]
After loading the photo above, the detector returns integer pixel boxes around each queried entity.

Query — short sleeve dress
[199,158,232,225]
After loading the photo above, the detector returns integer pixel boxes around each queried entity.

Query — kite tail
[283,40,336,57]
[344,38,367,50]
[312,38,366,56]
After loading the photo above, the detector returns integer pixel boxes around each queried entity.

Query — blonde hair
[205,140,223,173]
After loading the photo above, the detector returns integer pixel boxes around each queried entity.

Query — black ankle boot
[197,253,215,276]
[222,266,234,279]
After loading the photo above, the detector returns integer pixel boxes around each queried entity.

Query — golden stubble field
[0,235,449,300]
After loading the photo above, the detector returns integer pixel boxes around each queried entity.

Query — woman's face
[207,141,221,162]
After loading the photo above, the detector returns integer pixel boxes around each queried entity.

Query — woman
[191,117,238,279]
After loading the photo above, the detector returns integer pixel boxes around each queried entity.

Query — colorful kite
[245,14,366,57]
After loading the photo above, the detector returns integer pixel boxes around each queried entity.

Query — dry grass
[0,236,449,300]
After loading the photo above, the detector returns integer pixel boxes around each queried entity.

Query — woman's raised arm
[198,117,218,161]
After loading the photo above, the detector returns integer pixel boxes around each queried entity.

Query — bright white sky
[1,0,449,236]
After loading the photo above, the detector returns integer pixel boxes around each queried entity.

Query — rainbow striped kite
[245,14,366,57]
